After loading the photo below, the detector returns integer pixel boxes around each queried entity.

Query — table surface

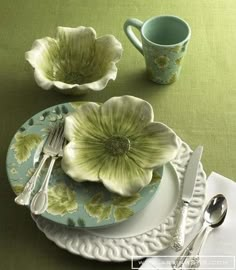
[1,0,235,269]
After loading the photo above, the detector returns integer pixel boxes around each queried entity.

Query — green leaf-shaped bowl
[25,26,123,95]
[6,102,162,228]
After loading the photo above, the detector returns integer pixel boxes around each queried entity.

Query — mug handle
[123,18,143,55]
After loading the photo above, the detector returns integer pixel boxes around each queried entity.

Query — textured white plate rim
[32,139,206,262]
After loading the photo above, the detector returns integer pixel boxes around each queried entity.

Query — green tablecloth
[1,1,235,269]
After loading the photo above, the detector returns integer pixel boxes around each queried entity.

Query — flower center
[105,136,130,156]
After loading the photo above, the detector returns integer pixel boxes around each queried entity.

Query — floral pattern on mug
[154,55,170,69]
[170,45,181,53]
[168,73,178,84]
[175,57,183,65]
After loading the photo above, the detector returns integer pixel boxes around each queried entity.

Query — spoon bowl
[204,194,228,228]
[187,194,228,269]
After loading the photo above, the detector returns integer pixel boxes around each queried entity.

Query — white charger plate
[32,139,206,262]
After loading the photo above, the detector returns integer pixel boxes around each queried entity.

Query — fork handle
[30,156,58,215]
[172,225,206,269]
[187,226,212,269]
[15,154,50,205]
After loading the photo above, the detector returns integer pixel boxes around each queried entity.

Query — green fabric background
[0,0,235,269]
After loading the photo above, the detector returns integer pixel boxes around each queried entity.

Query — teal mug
[124,15,191,84]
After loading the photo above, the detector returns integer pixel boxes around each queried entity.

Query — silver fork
[172,228,205,269]
[30,125,65,215]
[15,124,63,206]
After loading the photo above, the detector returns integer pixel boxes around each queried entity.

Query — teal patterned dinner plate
[6,102,162,228]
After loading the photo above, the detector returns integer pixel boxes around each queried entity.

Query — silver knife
[171,145,203,251]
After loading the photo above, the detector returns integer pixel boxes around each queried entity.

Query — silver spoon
[172,194,228,269]
[188,194,227,269]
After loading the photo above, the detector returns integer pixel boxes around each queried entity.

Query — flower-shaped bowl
[61,95,180,196]
[25,26,123,95]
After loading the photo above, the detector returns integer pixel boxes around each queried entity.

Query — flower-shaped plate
[62,96,179,197]
[6,102,162,228]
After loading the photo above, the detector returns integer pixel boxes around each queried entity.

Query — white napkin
[139,172,236,269]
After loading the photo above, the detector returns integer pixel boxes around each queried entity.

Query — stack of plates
[6,102,206,262]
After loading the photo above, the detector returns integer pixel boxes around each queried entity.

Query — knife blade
[182,146,203,202]
[171,145,203,251]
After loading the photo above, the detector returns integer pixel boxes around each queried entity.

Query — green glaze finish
[124,15,191,84]
[61,96,180,196]
[6,101,163,228]
[25,26,123,95]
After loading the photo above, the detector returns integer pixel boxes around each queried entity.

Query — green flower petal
[100,96,154,136]
[61,140,107,181]
[26,37,59,78]
[94,35,123,72]
[57,26,96,73]
[62,102,112,181]
[128,122,179,168]
[64,102,106,142]
[99,155,153,196]
[55,26,109,87]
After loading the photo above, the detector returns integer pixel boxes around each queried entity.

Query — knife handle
[171,201,189,251]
